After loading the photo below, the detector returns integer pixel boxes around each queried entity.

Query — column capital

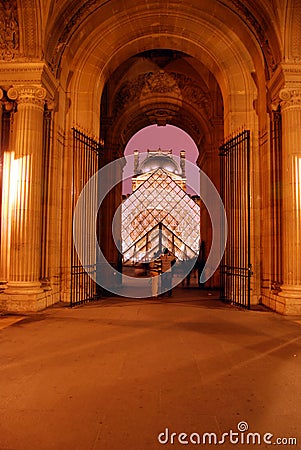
[7,85,47,107]
[279,88,301,109]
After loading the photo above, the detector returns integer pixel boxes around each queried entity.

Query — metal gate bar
[219,130,252,309]
[71,128,101,306]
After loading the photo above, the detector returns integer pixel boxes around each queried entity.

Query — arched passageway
[1,1,301,314]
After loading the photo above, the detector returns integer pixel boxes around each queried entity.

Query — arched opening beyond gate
[10,0,299,313]
[52,0,273,311]
[70,40,257,304]
[121,125,201,282]
[66,16,263,306]
[98,49,223,283]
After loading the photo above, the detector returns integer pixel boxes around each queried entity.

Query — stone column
[4,86,46,310]
[0,87,5,290]
[278,88,301,313]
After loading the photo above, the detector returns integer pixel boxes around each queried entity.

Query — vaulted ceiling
[43,0,284,80]
[100,49,223,147]
[5,0,300,141]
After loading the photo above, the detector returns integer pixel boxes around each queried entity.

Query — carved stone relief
[7,86,47,109]
[113,71,211,118]
[280,88,301,109]
[141,71,181,95]
[146,109,175,126]
[290,1,301,60]
[0,0,19,61]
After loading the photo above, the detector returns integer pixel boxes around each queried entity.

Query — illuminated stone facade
[0,1,300,314]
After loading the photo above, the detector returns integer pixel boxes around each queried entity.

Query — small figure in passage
[149,252,161,297]
[160,248,176,296]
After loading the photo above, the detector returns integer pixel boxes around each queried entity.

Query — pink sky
[123,124,198,194]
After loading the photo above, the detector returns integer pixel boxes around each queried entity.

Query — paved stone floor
[0,288,300,450]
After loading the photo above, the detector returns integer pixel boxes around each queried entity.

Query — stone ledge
[0,290,60,313]
[261,290,301,315]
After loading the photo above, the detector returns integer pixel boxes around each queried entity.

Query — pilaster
[0,87,6,291]
[1,85,47,311]
[278,87,301,314]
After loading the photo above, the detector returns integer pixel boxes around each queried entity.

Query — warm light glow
[122,168,200,262]
[9,154,19,209]
[1,152,30,280]
[2,151,30,227]
[295,157,301,252]
[296,156,301,210]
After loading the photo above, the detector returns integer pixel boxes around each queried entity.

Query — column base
[262,285,301,316]
[0,282,47,312]
[0,280,7,292]
[279,284,301,298]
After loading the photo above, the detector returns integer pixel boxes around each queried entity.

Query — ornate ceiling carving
[113,71,211,118]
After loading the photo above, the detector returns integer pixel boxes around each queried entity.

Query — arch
[99,49,220,167]
[44,0,267,302]
[43,2,265,135]
[116,106,210,152]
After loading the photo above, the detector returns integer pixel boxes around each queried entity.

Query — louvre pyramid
[122,168,200,262]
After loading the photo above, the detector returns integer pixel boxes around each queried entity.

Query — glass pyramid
[121,168,200,262]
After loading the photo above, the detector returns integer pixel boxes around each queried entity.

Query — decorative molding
[8,86,47,107]
[120,107,203,145]
[19,0,39,58]
[0,63,57,99]
[221,0,277,77]
[290,1,301,60]
[142,71,180,95]
[0,0,19,61]
[113,71,211,117]
[6,87,18,100]
[146,109,175,127]
[268,63,301,107]
[281,63,301,88]
[174,72,211,113]
[279,88,301,109]
[48,0,104,72]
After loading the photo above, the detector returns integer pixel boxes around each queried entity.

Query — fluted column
[5,86,46,297]
[279,88,301,311]
[0,87,6,290]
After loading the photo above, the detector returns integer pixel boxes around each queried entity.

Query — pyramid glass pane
[122,168,200,262]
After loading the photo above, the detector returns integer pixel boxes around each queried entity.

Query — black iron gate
[71,128,102,306]
[219,130,252,309]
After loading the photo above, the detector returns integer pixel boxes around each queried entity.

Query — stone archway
[52,1,265,305]
[98,49,223,285]
[6,0,300,313]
